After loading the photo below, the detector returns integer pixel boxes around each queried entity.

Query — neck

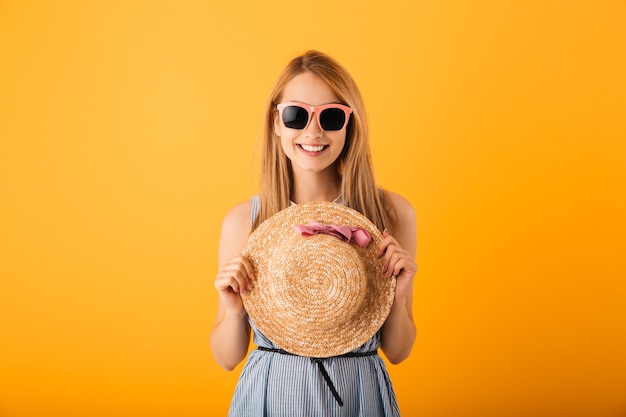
[290,169,341,204]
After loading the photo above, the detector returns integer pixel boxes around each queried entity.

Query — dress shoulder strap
[250,195,260,225]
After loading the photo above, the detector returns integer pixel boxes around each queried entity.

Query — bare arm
[210,201,255,371]
[379,191,417,364]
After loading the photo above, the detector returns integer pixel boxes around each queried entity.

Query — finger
[232,258,254,291]
[384,250,402,278]
[216,267,249,294]
[391,257,418,282]
[379,242,392,274]
[239,256,256,281]
[221,257,255,289]
[377,230,400,256]
[389,256,406,278]
[380,242,399,270]
[215,273,242,293]
[384,245,413,278]
[224,257,255,291]
[377,236,393,258]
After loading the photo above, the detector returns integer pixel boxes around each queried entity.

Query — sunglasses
[277,102,353,131]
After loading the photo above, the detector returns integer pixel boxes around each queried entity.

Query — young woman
[211,50,417,416]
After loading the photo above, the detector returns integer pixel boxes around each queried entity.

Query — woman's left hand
[377,230,417,300]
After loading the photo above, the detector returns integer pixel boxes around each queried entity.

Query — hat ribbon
[294,222,371,248]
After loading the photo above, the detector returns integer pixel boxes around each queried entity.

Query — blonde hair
[253,50,392,233]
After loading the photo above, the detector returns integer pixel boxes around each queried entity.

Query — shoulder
[381,190,417,253]
[223,200,252,223]
[382,190,415,226]
[221,200,253,234]
[218,200,254,264]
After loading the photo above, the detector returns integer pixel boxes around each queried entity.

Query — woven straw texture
[241,201,396,358]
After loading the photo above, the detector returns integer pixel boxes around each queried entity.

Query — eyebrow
[282,100,344,105]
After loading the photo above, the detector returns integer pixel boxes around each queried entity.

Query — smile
[298,144,327,152]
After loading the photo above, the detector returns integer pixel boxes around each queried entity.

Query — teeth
[300,144,325,152]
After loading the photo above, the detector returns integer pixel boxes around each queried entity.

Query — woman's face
[274,72,347,177]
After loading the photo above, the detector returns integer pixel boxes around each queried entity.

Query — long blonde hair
[253,50,392,233]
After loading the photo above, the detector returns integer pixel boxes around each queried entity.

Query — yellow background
[1,1,625,416]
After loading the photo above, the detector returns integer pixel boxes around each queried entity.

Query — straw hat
[241,201,396,358]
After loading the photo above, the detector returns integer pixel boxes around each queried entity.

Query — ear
[273,108,281,137]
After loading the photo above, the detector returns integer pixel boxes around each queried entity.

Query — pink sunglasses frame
[276,101,353,131]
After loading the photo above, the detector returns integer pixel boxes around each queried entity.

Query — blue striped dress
[227,198,401,417]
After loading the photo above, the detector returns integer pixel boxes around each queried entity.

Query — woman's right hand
[214,255,255,314]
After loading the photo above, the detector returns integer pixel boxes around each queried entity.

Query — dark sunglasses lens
[320,108,346,131]
[282,106,309,129]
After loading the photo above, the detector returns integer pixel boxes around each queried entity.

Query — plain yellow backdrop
[1,1,625,416]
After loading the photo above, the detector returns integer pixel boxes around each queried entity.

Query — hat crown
[268,233,367,330]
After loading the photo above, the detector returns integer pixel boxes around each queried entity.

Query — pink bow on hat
[294,222,371,248]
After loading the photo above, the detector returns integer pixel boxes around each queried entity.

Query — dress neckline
[289,195,344,206]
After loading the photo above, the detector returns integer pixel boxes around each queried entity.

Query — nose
[304,112,323,137]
